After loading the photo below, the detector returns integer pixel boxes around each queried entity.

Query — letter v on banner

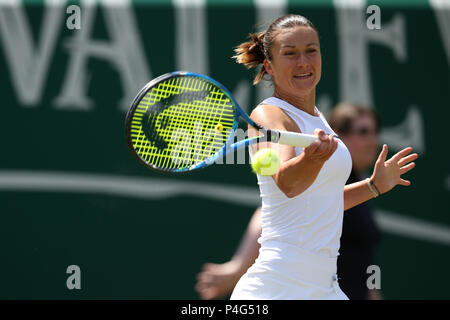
[0,0,65,107]
[430,0,450,68]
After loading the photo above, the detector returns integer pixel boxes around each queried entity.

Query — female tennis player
[195,103,385,300]
[229,14,418,300]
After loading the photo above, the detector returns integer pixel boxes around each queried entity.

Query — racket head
[125,71,240,173]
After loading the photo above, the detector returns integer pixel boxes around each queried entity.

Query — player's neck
[273,88,316,116]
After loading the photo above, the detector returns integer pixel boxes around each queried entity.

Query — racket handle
[276,130,319,148]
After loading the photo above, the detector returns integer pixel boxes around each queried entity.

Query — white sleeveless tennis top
[231,97,352,300]
[254,97,352,259]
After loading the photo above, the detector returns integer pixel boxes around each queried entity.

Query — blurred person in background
[195,102,385,300]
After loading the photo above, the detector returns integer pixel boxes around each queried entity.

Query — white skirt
[230,241,348,300]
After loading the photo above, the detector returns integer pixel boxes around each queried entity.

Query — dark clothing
[337,170,381,300]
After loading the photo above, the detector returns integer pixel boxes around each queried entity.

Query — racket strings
[129,76,235,171]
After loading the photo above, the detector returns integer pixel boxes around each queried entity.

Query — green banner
[0,0,449,299]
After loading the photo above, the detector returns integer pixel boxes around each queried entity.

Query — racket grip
[276,131,319,148]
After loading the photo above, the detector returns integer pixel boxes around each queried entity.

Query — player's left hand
[370,144,419,195]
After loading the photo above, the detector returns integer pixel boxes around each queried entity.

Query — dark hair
[233,14,319,85]
[327,102,381,136]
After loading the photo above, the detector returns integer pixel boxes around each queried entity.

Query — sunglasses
[351,127,379,136]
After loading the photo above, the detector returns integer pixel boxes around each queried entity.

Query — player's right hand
[304,128,338,164]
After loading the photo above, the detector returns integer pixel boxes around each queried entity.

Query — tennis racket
[125,71,319,173]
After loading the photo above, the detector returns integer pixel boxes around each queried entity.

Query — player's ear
[264,59,274,76]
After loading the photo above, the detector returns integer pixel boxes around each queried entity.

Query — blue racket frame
[125,70,273,173]
[182,72,268,172]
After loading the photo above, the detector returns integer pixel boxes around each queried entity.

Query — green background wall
[0,0,449,299]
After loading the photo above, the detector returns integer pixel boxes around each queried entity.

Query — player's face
[343,115,379,172]
[264,26,321,97]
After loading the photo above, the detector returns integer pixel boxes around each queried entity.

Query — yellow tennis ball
[251,148,280,176]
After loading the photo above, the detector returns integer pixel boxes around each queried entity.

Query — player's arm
[343,179,380,211]
[249,105,337,198]
[343,144,418,211]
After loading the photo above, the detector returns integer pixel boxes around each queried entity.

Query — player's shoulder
[250,104,300,132]
[250,103,286,120]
